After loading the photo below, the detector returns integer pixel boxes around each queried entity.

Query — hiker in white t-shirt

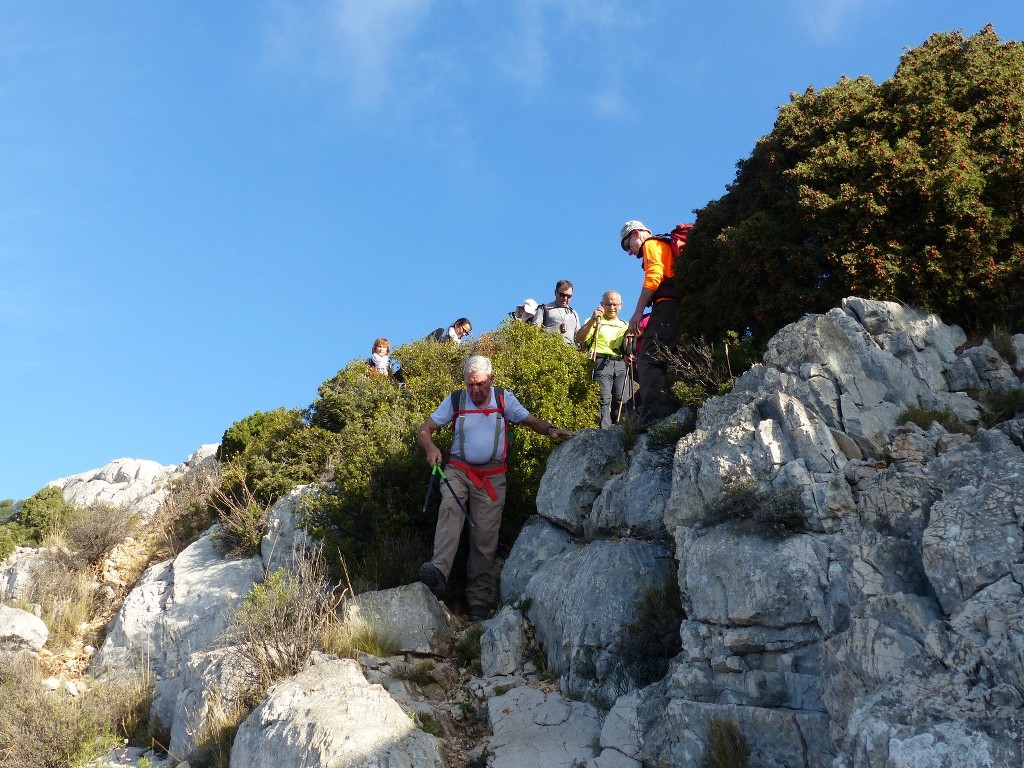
[415,355,574,621]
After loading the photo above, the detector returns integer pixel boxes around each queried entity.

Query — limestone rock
[341,582,454,654]
[0,604,48,651]
[230,657,445,768]
[487,684,602,768]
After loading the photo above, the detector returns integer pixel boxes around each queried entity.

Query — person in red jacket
[620,220,682,420]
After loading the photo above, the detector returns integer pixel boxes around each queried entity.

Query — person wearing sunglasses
[531,279,581,345]
[427,318,473,344]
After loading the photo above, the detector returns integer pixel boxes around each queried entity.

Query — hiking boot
[468,606,490,623]
[418,562,446,599]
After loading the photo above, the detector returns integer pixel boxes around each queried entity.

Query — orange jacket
[640,237,676,301]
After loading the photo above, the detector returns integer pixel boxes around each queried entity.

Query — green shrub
[979,387,1024,428]
[645,412,696,452]
[897,405,975,435]
[453,623,484,675]
[18,486,75,544]
[219,408,339,506]
[703,478,806,537]
[0,521,31,561]
[679,27,1024,345]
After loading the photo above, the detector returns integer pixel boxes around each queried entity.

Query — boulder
[230,657,445,768]
[340,582,454,654]
[0,604,48,651]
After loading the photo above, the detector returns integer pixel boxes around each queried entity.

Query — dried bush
[979,387,1024,428]
[703,478,806,538]
[64,503,135,567]
[211,482,268,559]
[221,545,345,706]
[23,552,96,649]
[704,719,749,768]
[0,652,153,768]
[325,613,402,660]
[152,461,221,558]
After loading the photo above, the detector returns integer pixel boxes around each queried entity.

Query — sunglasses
[557,292,573,299]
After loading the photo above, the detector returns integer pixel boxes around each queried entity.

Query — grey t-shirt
[532,303,580,344]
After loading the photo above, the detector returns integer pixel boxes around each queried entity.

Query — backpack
[426,327,447,342]
[540,304,580,331]
[647,223,694,260]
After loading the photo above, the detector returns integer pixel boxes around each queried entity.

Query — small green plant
[453,623,484,675]
[137,757,153,768]
[211,482,269,559]
[979,387,1024,428]
[0,521,31,561]
[514,596,533,613]
[702,478,806,538]
[645,412,696,451]
[703,719,749,768]
[621,576,684,688]
[989,325,1018,368]
[897,405,975,435]
[393,660,436,687]
[415,711,445,738]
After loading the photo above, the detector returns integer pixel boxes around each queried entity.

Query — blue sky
[2,1,1022,501]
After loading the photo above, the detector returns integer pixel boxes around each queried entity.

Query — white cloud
[263,0,434,108]
[792,0,872,42]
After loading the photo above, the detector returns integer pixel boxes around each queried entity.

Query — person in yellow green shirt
[576,290,631,429]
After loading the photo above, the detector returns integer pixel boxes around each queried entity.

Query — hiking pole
[421,463,440,515]
[434,462,475,528]
[617,358,635,422]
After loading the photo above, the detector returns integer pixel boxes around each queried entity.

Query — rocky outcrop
[51,444,218,519]
[504,426,679,706]
[73,297,1024,767]
[635,298,1024,767]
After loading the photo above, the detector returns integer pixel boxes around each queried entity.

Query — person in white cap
[509,298,539,323]
[619,220,681,420]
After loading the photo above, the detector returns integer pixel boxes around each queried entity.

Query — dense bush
[18,486,75,544]
[218,408,339,506]
[678,26,1024,345]
[219,321,598,584]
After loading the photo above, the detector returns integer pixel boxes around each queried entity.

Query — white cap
[521,298,538,314]
[620,220,649,250]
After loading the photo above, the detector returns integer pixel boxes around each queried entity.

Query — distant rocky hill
[2,297,1023,768]
[48,445,219,519]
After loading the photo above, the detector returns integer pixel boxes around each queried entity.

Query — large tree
[678,26,1024,343]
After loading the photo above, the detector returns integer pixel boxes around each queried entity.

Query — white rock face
[229,657,446,768]
[50,444,218,519]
